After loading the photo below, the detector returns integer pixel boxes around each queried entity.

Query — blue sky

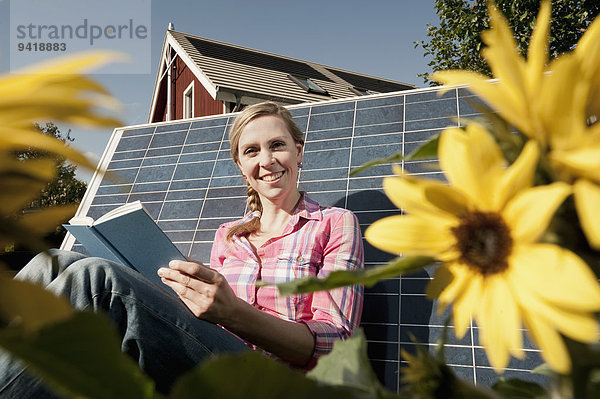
[0,0,438,182]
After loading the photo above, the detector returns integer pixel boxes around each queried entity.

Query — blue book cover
[64,201,186,289]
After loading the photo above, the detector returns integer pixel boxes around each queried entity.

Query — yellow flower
[365,123,600,373]
[432,1,600,249]
[0,52,123,251]
[0,51,123,168]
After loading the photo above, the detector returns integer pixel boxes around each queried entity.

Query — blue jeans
[0,249,248,397]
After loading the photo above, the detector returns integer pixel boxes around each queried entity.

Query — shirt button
[297,256,303,262]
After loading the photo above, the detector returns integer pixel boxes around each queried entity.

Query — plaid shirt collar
[231,192,322,235]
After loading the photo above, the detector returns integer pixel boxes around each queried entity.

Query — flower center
[451,211,513,276]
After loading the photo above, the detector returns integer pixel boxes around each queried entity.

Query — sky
[0,0,439,182]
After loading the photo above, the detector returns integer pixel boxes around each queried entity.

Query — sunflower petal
[17,205,78,235]
[575,9,600,77]
[0,52,123,135]
[365,215,454,256]
[575,14,600,118]
[423,184,470,217]
[382,176,461,221]
[436,263,473,306]
[511,243,600,311]
[493,140,539,209]
[522,312,571,374]
[503,182,571,243]
[439,124,504,211]
[513,281,599,343]
[15,50,124,76]
[0,127,97,169]
[477,275,522,371]
[538,55,588,148]
[525,1,550,94]
[550,145,600,182]
[574,179,600,249]
[481,4,528,112]
[451,267,483,339]
[433,71,534,138]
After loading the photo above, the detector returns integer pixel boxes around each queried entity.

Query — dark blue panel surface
[186,127,226,143]
[160,199,203,220]
[108,159,143,169]
[150,130,187,147]
[136,165,176,183]
[122,126,155,136]
[156,122,190,132]
[141,156,179,167]
[361,294,400,324]
[311,102,354,114]
[115,135,152,151]
[307,110,354,131]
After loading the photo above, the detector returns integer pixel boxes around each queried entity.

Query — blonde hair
[226,101,304,240]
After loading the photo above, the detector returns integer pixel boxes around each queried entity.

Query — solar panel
[63,86,547,392]
[185,36,334,83]
[326,68,415,93]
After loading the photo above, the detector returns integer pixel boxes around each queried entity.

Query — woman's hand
[160,260,315,366]
[158,260,240,324]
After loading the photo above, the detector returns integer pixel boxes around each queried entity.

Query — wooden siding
[173,57,222,119]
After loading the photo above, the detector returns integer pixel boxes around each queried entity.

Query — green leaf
[0,277,155,398]
[17,205,78,236]
[0,311,157,399]
[0,216,52,254]
[307,329,392,397]
[0,275,73,332]
[531,363,556,378]
[350,151,403,176]
[349,134,440,176]
[491,378,547,399]
[169,351,365,399]
[270,256,435,296]
[404,134,440,161]
[588,370,600,399]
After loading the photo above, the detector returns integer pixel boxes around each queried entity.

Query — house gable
[149,27,417,123]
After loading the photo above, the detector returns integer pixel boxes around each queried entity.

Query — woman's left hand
[158,260,240,324]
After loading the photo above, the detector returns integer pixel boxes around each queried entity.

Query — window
[288,75,329,95]
[183,81,194,119]
[349,87,372,96]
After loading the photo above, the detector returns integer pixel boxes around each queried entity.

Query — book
[64,201,186,289]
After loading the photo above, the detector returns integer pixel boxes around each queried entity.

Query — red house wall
[173,57,223,119]
[151,56,223,122]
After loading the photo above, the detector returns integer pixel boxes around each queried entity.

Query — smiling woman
[160,101,365,363]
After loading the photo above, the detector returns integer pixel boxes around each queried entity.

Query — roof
[149,29,417,121]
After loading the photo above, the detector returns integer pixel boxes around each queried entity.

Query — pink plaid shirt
[210,194,364,361]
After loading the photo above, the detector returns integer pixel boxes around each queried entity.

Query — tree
[3,123,88,266]
[416,0,600,84]
[21,123,88,210]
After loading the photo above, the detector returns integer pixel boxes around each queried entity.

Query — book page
[68,215,95,226]
[95,201,144,225]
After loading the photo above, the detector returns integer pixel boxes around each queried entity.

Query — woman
[0,102,364,396]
